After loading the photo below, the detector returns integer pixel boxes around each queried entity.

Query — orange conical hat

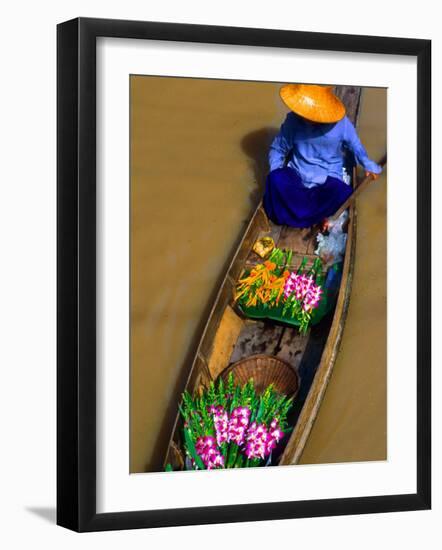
[280,84,346,123]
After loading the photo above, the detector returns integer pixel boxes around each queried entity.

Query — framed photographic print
[57,17,431,531]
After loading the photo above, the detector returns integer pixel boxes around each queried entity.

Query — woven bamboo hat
[280,84,346,123]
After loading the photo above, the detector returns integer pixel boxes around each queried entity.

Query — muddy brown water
[300,88,387,464]
[130,77,386,473]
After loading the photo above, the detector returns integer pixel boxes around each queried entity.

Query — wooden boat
[164,86,362,469]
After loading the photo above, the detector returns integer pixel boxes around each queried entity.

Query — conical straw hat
[280,84,346,123]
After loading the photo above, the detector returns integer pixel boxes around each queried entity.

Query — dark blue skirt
[263,167,352,228]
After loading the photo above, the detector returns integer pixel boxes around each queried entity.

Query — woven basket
[219,355,299,397]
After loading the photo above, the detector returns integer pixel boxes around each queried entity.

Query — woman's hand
[365,170,380,180]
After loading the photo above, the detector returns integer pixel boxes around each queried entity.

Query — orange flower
[264,261,276,271]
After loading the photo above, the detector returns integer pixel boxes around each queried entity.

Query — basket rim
[219,354,300,397]
[222,353,296,370]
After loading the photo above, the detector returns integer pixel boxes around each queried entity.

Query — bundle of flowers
[282,257,324,333]
[235,247,292,308]
[178,373,293,470]
[235,248,325,333]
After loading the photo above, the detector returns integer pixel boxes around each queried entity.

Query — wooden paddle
[329,153,387,221]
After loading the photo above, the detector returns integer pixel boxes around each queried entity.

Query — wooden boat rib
[164,86,361,470]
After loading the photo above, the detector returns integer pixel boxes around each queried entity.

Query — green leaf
[230,385,241,412]
[221,441,228,460]
[217,376,227,407]
[297,256,308,274]
[178,403,187,420]
[240,380,250,404]
[183,427,205,470]
[285,249,293,268]
[207,381,217,406]
[234,454,244,468]
[227,372,235,397]
[254,398,265,423]
[226,442,239,468]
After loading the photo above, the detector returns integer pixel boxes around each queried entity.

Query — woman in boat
[263,84,382,228]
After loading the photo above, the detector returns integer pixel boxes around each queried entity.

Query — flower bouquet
[235,248,331,333]
[281,257,325,333]
[175,373,294,470]
[235,247,292,310]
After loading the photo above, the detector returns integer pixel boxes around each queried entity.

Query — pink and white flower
[227,406,251,446]
[284,272,323,313]
[209,405,229,446]
[195,435,225,469]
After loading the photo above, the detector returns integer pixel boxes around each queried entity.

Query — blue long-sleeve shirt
[269,112,382,187]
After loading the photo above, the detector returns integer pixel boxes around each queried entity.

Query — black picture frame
[57,17,431,532]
